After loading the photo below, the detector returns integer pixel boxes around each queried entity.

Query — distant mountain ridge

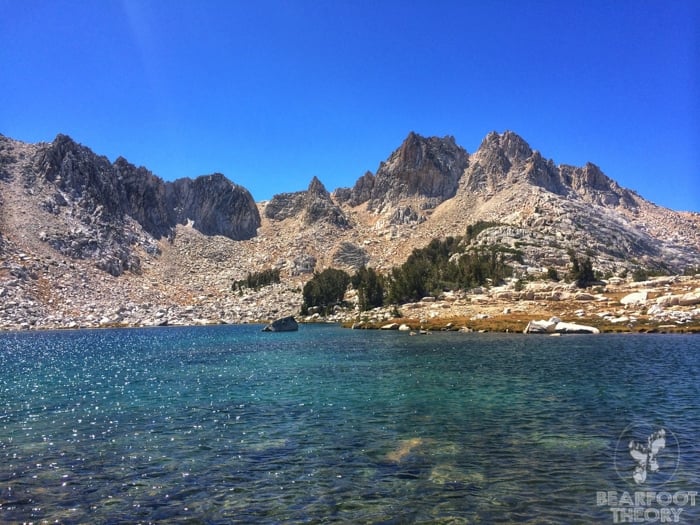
[1,130,699,281]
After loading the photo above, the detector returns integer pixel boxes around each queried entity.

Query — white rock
[523,319,557,333]
[620,291,648,305]
[656,295,680,307]
[554,322,600,334]
[679,292,700,306]
[647,304,664,316]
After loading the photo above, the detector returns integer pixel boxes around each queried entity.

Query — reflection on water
[1,326,699,523]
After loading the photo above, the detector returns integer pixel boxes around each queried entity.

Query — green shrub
[351,267,385,311]
[387,236,510,304]
[233,268,281,291]
[301,268,351,315]
[568,250,595,288]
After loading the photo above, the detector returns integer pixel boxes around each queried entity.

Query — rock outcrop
[262,315,299,332]
[265,176,348,227]
[335,132,469,211]
[332,242,369,270]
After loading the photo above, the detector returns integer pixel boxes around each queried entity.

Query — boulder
[620,291,648,305]
[656,295,680,307]
[524,317,599,334]
[554,321,600,334]
[679,292,700,307]
[262,315,299,332]
[523,319,557,334]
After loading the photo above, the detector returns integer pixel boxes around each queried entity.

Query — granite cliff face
[167,173,260,238]
[335,132,469,212]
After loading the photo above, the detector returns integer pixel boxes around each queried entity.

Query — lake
[1,325,699,523]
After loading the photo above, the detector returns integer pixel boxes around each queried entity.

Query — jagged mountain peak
[462,131,639,209]
[265,176,348,227]
[335,132,469,211]
[307,175,330,196]
[478,130,533,164]
[0,135,260,275]
[386,131,464,173]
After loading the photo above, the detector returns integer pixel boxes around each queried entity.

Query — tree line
[241,223,611,315]
[300,233,519,314]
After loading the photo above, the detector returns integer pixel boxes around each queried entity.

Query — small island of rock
[262,316,299,332]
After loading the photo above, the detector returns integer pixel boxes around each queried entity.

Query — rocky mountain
[0,133,259,276]
[431,131,699,274]
[0,130,698,330]
[334,132,469,223]
[264,176,348,227]
[463,131,637,208]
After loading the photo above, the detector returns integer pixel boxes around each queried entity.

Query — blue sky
[2,1,698,211]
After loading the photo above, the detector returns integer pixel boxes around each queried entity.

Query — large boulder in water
[262,316,299,332]
[554,321,600,334]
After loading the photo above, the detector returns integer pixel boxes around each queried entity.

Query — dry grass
[344,312,700,334]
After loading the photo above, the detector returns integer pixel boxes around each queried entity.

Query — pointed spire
[307,176,329,197]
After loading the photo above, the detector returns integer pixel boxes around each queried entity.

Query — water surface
[1,325,699,523]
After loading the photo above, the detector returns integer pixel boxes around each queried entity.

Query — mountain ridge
[1,130,699,330]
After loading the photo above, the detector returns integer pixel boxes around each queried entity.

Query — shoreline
[340,315,700,334]
[1,313,698,335]
[2,275,699,334]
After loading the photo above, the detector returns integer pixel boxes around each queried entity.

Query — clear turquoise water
[1,325,699,524]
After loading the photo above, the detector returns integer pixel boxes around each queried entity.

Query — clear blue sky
[2,0,698,211]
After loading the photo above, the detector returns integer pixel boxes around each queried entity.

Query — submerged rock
[262,315,299,332]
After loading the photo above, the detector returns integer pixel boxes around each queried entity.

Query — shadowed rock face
[332,241,369,270]
[335,132,469,210]
[167,174,260,239]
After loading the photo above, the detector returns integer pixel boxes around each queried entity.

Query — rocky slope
[0,130,698,331]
